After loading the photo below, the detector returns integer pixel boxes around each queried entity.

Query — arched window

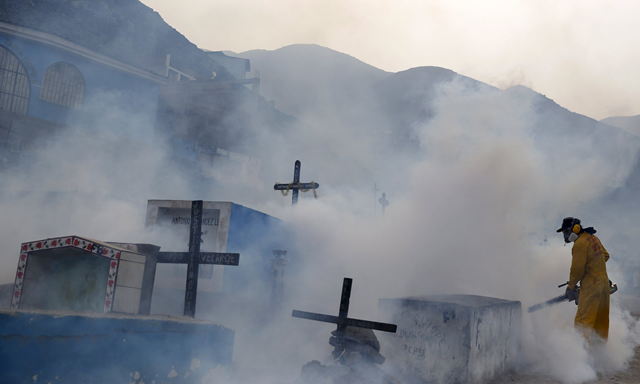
[0,45,30,114]
[39,62,84,109]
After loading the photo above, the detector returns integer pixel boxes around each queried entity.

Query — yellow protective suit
[568,232,610,340]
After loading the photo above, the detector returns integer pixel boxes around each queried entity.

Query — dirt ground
[488,345,640,384]
[490,297,640,384]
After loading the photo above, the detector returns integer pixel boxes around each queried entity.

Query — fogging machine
[527,280,618,313]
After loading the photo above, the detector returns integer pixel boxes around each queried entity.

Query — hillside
[240,44,639,163]
[237,44,640,258]
[601,115,640,137]
[239,44,390,125]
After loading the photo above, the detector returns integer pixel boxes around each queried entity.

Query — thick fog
[2,47,640,384]
[267,77,640,383]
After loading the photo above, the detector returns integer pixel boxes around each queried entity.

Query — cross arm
[292,310,397,333]
[274,182,320,191]
[157,252,240,265]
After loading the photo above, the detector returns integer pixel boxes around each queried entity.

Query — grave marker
[146,200,229,293]
[274,160,319,206]
[145,200,291,315]
[155,200,240,318]
[292,278,397,356]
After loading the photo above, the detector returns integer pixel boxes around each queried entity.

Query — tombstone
[149,200,241,318]
[145,200,291,318]
[11,236,159,314]
[378,295,521,384]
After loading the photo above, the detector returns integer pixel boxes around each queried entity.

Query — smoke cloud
[2,48,640,384]
[254,78,640,383]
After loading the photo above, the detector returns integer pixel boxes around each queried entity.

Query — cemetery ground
[490,303,640,384]
[489,344,640,384]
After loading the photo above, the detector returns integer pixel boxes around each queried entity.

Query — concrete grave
[145,200,291,317]
[146,200,229,295]
[378,295,521,384]
[11,236,158,315]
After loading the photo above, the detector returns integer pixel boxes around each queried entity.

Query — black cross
[156,200,240,318]
[292,278,397,354]
[274,160,319,206]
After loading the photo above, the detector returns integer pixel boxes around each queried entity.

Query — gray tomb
[378,295,521,384]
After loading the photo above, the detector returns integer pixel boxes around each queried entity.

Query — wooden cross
[292,278,397,355]
[274,160,319,206]
[156,200,240,318]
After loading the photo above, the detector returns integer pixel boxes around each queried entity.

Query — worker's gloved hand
[565,287,578,302]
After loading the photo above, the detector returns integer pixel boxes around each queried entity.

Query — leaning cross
[274,160,319,206]
[156,200,240,318]
[292,278,397,356]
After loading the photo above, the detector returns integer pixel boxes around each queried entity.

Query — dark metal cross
[292,278,397,354]
[274,160,320,206]
[156,200,240,318]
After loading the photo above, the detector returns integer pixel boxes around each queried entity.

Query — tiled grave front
[12,236,150,314]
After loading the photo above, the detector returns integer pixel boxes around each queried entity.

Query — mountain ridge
[235,45,640,235]
[600,115,640,137]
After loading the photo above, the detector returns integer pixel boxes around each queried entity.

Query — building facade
[0,23,164,128]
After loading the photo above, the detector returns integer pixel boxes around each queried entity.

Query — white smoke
[1,56,639,384]
[247,78,640,384]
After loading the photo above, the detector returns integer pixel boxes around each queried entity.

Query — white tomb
[144,200,229,294]
[11,236,157,314]
[378,295,521,384]
[144,200,288,295]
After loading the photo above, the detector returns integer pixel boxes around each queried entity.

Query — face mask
[564,231,579,243]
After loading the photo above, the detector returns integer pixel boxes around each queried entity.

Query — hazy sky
[143,0,638,121]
